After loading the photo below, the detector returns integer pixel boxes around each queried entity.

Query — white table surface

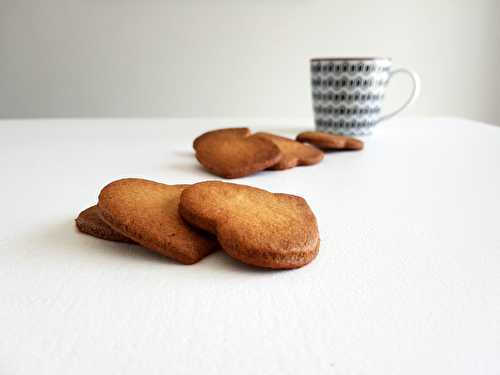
[1,117,499,375]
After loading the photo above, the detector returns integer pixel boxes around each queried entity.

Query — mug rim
[310,57,391,62]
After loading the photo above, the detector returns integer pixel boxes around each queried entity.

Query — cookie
[179,181,320,269]
[193,127,282,178]
[253,132,324,170]
[193,127,250,149]
[75,205,134,243]
[296,131,364,150]
[98,178,218,264]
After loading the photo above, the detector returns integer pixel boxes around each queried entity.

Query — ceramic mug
[310,57,420,135]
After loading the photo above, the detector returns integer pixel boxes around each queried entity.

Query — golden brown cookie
[193,127,282,179]
[179,181,320,269]
[193,127,250,149]
[253,132,324,170]
[98,178,218,264]
[76,205,134,243]
[296,131,364,150]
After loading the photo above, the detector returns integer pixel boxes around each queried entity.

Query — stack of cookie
[194,128,363,178]
[76,128,363,269]
[76,178,319,269]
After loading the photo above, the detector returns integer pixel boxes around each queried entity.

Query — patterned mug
[310,57,420,135]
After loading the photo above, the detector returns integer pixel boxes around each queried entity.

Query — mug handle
[376,67,421,123]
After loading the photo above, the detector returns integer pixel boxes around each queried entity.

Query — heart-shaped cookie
[98,178,218,264]
[76,205,134,243]
[193,127,249,149]
[179,181,320,269]
[296,131,363,150]
[193,128,282,178]
[253,132,324,170]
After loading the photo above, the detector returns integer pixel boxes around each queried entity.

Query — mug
[310,57,420,135]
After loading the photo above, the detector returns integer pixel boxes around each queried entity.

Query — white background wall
[1,0,499,124]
